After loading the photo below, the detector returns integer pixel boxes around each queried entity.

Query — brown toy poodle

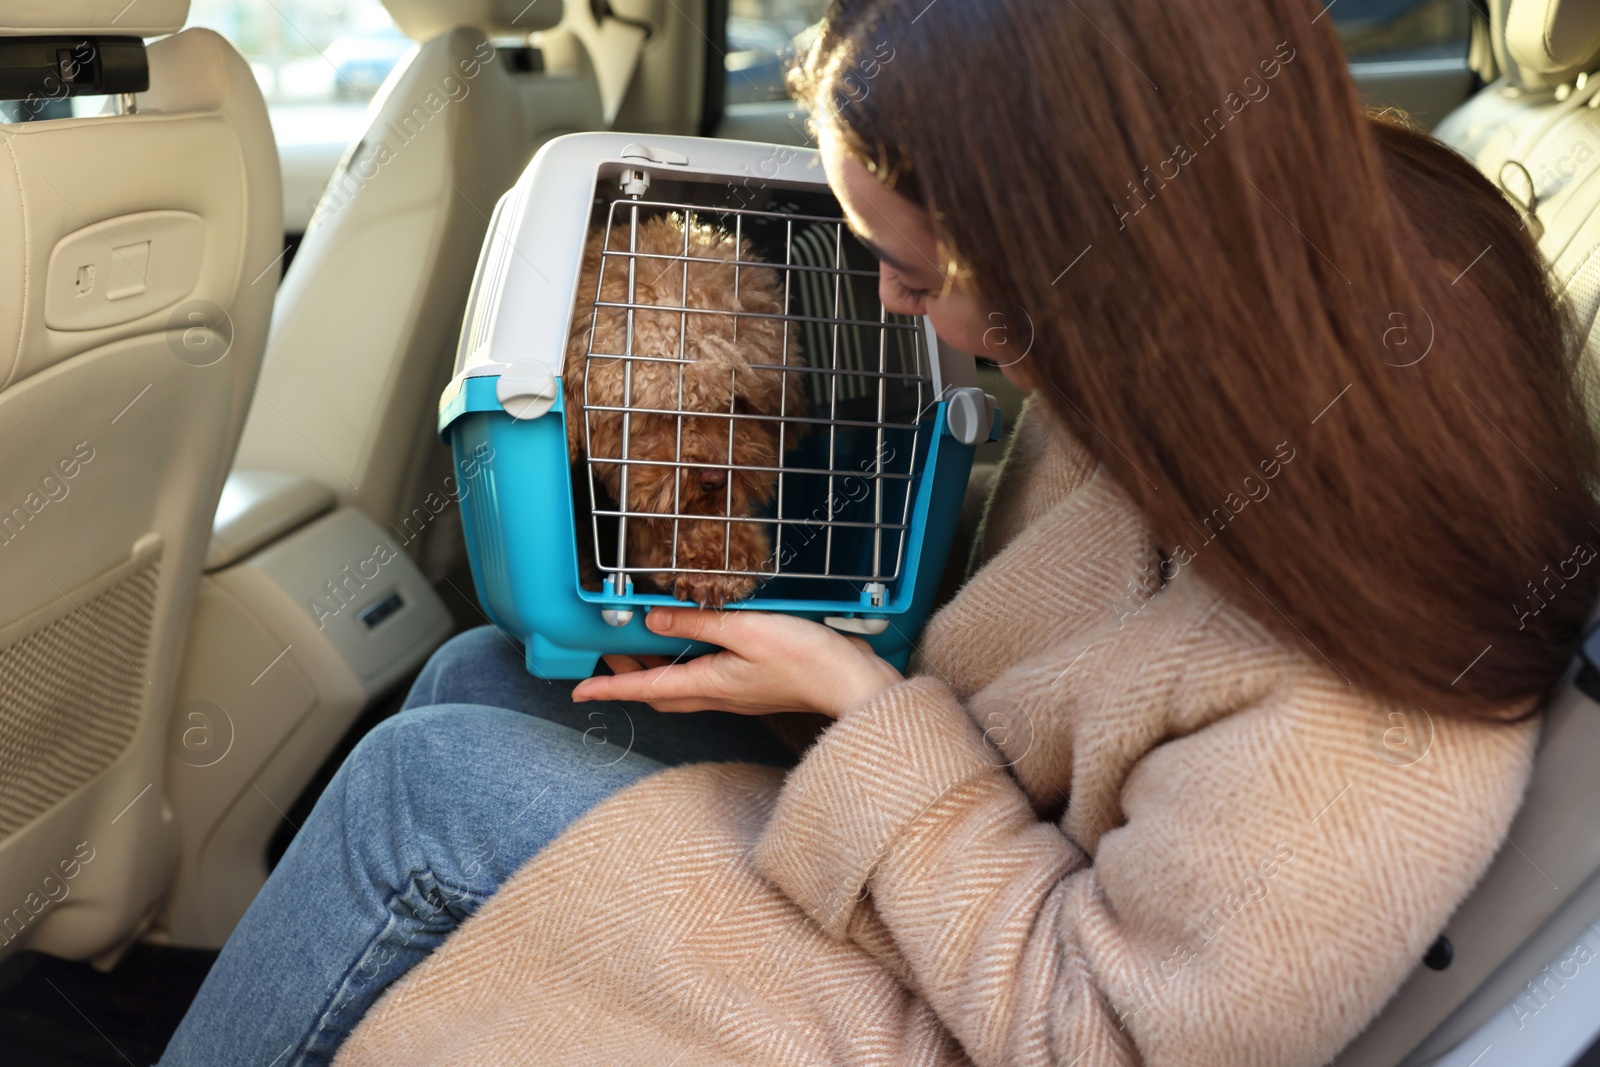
[564,213,804,608]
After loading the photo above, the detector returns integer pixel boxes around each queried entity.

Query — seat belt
[568,0,654,126]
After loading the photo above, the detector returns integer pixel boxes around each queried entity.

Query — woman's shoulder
[1119,568,1540,769]
[970,564,1539,843]
[1135,575,1542,879]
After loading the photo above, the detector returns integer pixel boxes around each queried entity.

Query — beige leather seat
[1337,2,1600,1062]
[0,1,279,964]
[232,0,604,580]
[1436,0,1600,375]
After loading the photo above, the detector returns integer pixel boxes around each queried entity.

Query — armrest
[205,469,337,572]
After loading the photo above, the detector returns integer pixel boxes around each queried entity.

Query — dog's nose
[696,467,729,492]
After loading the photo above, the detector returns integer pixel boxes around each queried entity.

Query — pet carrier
[440,132,1000,678]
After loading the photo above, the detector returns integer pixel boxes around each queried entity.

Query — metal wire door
[579,192,934,601]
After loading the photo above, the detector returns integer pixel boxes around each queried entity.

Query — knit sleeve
[753,671,1537,1066]
[752,677,1000,936]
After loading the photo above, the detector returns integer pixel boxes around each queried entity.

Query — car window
[724,0,1474,108]
[1325,0,1474,62]
[188,0,407,151]
[189,0,408,105]
[185,0,412,232]
[726,0,828,105]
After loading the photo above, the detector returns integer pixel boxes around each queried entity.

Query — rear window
[188,0,409,108]
[1325,0,1474,62]
[725,0,828,106]
[723,0,1476,108]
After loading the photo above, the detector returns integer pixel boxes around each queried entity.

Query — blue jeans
[158,626,795,1067]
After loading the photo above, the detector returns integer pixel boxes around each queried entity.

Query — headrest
[383,0,564,42]
[0,0,189,37]
[1505,0,1600,87]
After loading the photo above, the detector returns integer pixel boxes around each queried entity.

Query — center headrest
[383,0,564,42]
[1506,0,1600,87]
[0,0,189,37]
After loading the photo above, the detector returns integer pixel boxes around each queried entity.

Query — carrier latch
[945,387,998,445]
[825,584,890,635]
[496,360,560,420]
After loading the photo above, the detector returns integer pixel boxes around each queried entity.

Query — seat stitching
[0,128,27,392]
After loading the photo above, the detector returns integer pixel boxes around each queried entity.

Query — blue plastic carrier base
[444,375,994,678]
[438,132,1000,680]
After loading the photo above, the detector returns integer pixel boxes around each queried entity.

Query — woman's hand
[571,608,904,719]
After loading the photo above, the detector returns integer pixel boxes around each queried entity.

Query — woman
[162,0,1600,1063]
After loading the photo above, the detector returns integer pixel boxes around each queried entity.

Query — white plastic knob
[496,361,559,420]
[945,386,994,446]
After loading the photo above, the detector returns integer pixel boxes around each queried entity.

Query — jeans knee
[431,626,503,668]
[347,703,475,783]
[328,704,665,909]
[332,706,505,886]
[338,706,470,827]
[405,627,520,710]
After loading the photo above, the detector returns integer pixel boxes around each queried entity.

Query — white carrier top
[443,131,977,423]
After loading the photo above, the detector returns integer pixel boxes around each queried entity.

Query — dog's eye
[731,396,779,420]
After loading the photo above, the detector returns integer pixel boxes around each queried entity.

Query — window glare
[726,0,827,106]
[188,0,410,108]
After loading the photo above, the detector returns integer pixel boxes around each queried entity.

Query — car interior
[2,0,1600,1063]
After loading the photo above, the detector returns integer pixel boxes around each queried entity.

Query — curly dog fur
[565,214,803,607]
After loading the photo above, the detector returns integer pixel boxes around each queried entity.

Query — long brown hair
[798,0,1600,717]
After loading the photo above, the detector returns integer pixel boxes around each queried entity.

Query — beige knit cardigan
[337,399,1538,1067]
